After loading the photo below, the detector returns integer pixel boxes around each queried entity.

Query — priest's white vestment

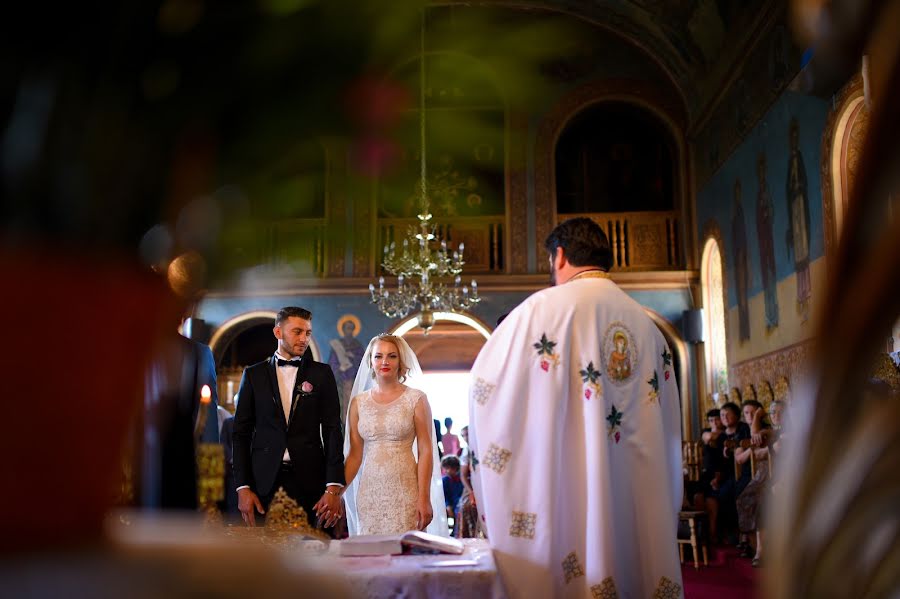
[469,274,684,599]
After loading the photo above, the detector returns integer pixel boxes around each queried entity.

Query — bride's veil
[343,333,449,537]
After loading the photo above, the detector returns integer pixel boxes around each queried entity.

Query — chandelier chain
[367,8,480,327]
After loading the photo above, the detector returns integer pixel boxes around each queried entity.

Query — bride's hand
[416,498,433,531]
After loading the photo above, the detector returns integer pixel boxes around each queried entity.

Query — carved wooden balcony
[559,211,681,271]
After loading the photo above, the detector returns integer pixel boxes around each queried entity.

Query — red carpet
[681,545,760,599]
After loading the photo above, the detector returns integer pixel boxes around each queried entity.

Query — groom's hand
[238,488,265,526]
[313,486,343,528]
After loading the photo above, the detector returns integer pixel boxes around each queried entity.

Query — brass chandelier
[368,11,480,333]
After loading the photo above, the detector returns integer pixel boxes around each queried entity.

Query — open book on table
[338,531,465,557]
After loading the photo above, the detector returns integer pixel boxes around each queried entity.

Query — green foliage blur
[2,0,587,285]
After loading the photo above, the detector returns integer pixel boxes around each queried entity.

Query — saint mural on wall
[756,153,779,329]
[785,118,812,321]
[732,178,751,342]
[327,314,365,423]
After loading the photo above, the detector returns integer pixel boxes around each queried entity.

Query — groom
[233,307,345,529]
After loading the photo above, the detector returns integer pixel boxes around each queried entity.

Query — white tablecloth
[300,539,506,599]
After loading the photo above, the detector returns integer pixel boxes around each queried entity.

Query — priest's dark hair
[544,217,614,271]
[276,307,312,325]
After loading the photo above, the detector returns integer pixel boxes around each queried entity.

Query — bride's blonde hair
[365,333,410,383]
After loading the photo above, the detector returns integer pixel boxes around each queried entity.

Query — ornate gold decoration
[471,377,495,406]
[561,551,585,583]
[569,270,611,282]
[742,383,757,402]
[509,511,537,539]
[653,576,682,599]
[757,380,774,409]
[773,376,791,403]
[264,488,322,537]
[196,442,225,510]
[730,341,810,392]
[591,577,619,599]
[870,353,900,393]
[730,386,743,403]
[483,444,512,474]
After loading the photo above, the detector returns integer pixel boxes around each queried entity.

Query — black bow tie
[277,359,301,367]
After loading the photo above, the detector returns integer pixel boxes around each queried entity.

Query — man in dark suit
[140,333,220,510]
[233,307,344,530]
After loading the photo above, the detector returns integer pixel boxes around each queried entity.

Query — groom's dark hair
[276,307,312,325]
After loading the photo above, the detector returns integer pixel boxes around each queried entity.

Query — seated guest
[441,455,464,535]
[711,402,750,544]
[735,400,772,561]
[695,409,725,539]
[456,426,482,538]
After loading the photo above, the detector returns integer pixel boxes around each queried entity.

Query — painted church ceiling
[456,0,782,120]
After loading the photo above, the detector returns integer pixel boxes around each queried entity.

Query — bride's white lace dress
[354,387,423,534]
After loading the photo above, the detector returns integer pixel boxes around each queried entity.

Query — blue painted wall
[696,90,829,308]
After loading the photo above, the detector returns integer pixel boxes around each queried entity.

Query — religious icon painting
[591,577,619,599]
[562,551,585,584]
[601,322,637,385]
[647,371,660,404]
[533,333,561,372]
[579,361,602,400]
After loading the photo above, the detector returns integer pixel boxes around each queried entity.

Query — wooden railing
[260,218,326,276]
[378,215,505,274]
[559,211,681,270]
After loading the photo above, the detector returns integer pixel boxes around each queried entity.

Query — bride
[342,333,448,536]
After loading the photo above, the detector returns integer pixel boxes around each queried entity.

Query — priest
[469,217,683,598]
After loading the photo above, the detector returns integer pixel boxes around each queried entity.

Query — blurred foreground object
[0,512,348,598]
[0,250,183,552]
[769,1,900,598]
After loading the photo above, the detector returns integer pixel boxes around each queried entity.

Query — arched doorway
[555,101,676,214]
[208,310,322,410]
[390,311,491,453]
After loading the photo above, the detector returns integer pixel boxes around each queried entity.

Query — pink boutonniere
[300,381,314,394]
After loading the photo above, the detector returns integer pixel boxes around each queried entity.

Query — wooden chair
[740,438,757,477]
[677,510,709,569]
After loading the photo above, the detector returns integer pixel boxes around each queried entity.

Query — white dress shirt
[274,351,301,462]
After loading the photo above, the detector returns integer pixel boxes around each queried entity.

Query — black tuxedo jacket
[232,355,345,500]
